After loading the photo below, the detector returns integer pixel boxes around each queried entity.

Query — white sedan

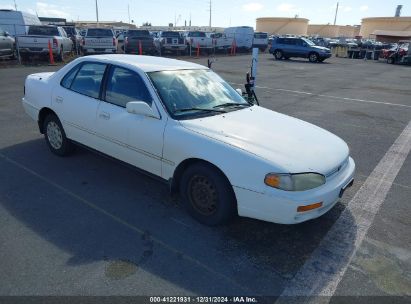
[22,55,355,226]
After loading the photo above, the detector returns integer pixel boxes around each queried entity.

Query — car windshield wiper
[174,108,226,114]
[213,103,251,109]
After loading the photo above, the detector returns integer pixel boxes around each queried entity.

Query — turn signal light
[264,174,281,188]
[297,202,323,213]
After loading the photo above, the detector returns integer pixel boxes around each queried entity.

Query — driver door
[95,65,166,177]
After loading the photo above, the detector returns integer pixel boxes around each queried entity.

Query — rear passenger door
[52,62,107,149]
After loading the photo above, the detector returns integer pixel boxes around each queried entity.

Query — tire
[180,163,237,226]
[274,49,283,60]
[43,114,74,156]
[308,52,319,63]
[387,57,395,64]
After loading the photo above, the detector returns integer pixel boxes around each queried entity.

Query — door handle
[99,112,110,120]
[55,96,63,103]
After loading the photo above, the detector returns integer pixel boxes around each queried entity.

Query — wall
[360,17,411,38]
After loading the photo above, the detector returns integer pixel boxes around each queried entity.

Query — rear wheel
[387,57,395,64]
[180,163,237,226]
[308,52,319,63]
[43,114,74,156]
[274,49,283,60]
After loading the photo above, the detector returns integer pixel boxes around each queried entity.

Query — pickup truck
[184,31,213,51]
[124,29,156,55]
[82,28,117,55]
[17,25,73,61]
[208,32,233,52]
[154,31,186,55]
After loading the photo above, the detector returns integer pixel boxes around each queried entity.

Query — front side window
[105,66,152,108]
[70,63,107,99]
[149,69,250,120]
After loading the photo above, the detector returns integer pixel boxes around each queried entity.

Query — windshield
[302,38,315,46]
[148,69,249,119]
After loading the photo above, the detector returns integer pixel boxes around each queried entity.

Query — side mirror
[126,101,159,119]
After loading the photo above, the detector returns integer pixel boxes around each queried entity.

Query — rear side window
[70,63,107,99]
[105,66,152,108]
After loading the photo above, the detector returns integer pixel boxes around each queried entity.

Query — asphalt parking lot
[0,54,410,301]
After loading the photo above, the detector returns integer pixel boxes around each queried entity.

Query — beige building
[307,24,360,37]
[360,17,411,38]
[256,17,308,35]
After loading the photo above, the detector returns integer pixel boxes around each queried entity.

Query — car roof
[83,55,208,73]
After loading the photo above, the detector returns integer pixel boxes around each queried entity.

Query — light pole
[95,0,99,25]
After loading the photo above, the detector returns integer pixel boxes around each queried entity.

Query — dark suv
[269,37,331,63]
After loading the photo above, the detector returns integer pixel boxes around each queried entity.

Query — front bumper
[320,53,332,59]
[235,157,355,224]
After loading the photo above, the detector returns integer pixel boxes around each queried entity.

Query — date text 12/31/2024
[150,297,258,303]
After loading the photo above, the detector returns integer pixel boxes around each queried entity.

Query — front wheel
[43,114,74,156]
[57,46,64,62]
[180,163,237,226]
[274,49,283,60]
[309,52,319,63]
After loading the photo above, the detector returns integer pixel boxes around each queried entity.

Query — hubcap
[188,174,218,216]
[47,121,63,150]
[276,51,281,58]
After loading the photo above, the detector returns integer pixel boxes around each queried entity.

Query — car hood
[312,45,330,51]
[180,106,349,174]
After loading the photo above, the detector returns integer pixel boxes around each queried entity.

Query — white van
[224,26,254,51]
[0,9,41,36]
[253,32,268,52]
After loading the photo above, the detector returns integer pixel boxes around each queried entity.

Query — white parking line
[229,82,411,109]
[276,119,411,302]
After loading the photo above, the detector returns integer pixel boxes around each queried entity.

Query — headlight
[264,173,326,191]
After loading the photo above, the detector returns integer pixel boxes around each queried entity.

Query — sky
[0,0,410,27]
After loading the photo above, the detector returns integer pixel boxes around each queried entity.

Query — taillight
[82,38,85,46]
[53,38,58,48]
[113,37,116,46]
[125,37,128,45]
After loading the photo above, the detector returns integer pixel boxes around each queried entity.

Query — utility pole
[333,2,339,25]
[95,0,99,25]
[14,0,17,10]
[208,0,212,28]
[128,4,131,24]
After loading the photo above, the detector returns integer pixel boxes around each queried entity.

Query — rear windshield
[127,30,150,37]
[87,29,113,37]
[28,26,59,36]
[189,32,206,37]
[161,31,180,37]
[254,33,267,39]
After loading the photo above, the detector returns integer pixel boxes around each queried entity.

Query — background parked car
[154,31,186,55]
[82,28,117,55]
[17,25,73,61]
[62,26,82,53]
[183,31,213,52]
[270,36,332,63]
[0,27,15,59]
[224,26,254,51]
[124,29,156,55]
[207,32,233,52]
[253,32,268,52]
